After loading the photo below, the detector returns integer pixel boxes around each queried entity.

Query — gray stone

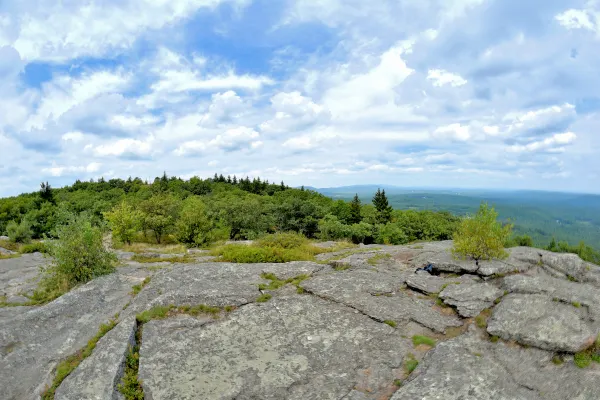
[439,283,503,317]
[487,294,597,352]
[302,269,462,333]
[139,295,411,400]
[0,246,17,255]
[0,235,9,240]
[55,316,137,400]
[0,252,48,298]
[0,271,141,400]
[405,274,479,294]
[392,328,599,400]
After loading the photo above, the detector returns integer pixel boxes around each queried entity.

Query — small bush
[6,220,32,244]
[20,242,48,254]
[257,232,309,249]
[412,335,436,347]
[375,223,408,245]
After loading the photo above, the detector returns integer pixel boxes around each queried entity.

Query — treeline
[0,175,459,247]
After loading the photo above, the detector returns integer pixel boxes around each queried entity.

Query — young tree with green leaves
[452,202,513,266]
[103,201,142,245]
[372,189,392,224]
[349,194,362,224]
[175,196,215,247]
[140,194,180,244]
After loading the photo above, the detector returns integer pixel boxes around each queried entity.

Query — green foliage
[546,239,600,265]
[6,219,32,243]
[392,210,460,242]
[174,196,214,247]
[139,194,180,244]
[349,221,374,244]
[118,328,144,400]
[257,232,309,249]
[104,201,142,245]
[574,352,592,368]
[375,223,408,245]
[42,317,118,400]
[318,215,352,240]
[368,253,392,265]
[404,355,419,374]
[131,277,151,296]
[384,320,397,328]
[349,194,362,224]
[506,234,533,247]
[131,254,193,263]
[32,214,116,303]
[372,188,393,224]
[136,305,173,323]
[412,335,436,347]
[452,203,512,263]
[475,308,492,329]
[20,241,48,253]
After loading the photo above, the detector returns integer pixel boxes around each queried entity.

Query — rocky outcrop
[2,242,600,400]
[439,283,504,317]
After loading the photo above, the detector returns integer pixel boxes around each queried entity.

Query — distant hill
[315,186,600,251]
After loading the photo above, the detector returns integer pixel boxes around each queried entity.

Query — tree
[140,194,180,244]
[104,201,142,245]
[40,181,55,204]
[175,197,214,247]
[372,189,392,224]
[349,194,362,224]
[452,202,512,266]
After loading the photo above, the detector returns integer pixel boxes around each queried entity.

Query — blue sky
[1,0,599,196]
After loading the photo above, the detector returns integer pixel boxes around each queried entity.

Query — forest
[1,174,598,265]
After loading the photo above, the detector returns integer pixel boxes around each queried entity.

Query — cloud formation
[0,0,599,196]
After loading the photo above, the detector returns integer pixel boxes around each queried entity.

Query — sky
[1,0,600,197]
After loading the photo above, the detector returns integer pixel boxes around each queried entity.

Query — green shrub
[349,222,374,244]
[452,203,512,265]
[318,215,352,240]
[257,232,309,249]
[104,201,142,246]
[174,197,215,247]
[20,242,48,254]
[375,223,408,245]
[32,214,117,303]
[6,219,32,244]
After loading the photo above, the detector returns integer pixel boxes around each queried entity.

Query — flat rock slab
[140,295,411,400]
[302,270,462,333]
[392,329,600,400]
[124,261,323,317]
[405,274,479,294]
[0,271,141,400]
[487,294,597,352]
[0,252,48,297]
[439,283,504,317]
[55,316,137,400]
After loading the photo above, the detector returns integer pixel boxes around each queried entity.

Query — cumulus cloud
[506,132,577,153]
[42,162,102,177]
[427,69,468,87]
[431,123,471,141]
[260,91,330,134]
[90,137,155,158]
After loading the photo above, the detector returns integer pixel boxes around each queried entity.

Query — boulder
[439,283,503,317]
[405,274,479,295]
[487,294,596,352]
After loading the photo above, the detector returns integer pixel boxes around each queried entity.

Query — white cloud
[174,140,208,156]
[260,91,330,134]
[42,162,102,177]
[427,69,468,87]
[555,9,598,32]
[506,132,577,153]
[209,127,262,152]
[92,137,154,157]
[7,0,250,61]
[61,132,85,142]
[432,123,471,141]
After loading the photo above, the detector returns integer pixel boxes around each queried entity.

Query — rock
[0,252,48,299]
[55,316,137,400]
[0,271,140,400]
[187,248,209,254]
[139,295,411,400]
[0,246,17,255]
[4,295,30,304]
[487,294,596,352]
[0,235,9,240]
[392,328,599,400]
[405,274,479,295]
[302,269,462,333]
[439,283,503,317]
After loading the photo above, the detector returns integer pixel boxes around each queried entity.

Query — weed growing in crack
[552,354,564,365]
[572,301,581,308]
[573,334,600,368]
[130,277,151,296]
[393,379,403,387]
[384,320,397,328]
[41,316,119,399]
[332,263,352,271]
[412,335,436,347]
[490,335,500,343]
[136,305,173,323]
[136,303,227,323]
[118,327,144,400]
[404,354,419,374]
[567,275,577,282]
[131,254,194,263]
[256,293,272,303]
[258,272,310,292]
[475,309,492,329]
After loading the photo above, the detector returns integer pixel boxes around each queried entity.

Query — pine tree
[218,174,225,183]
[373,188,392,223]
[232,175,238,185]
[226,175,232,184]
[349,194,362,224]
[213,173,219,182]
[39,181,54,204]
[280,181,286,191]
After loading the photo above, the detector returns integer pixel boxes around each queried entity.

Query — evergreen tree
[213,173,219,182]
[280,181,286,191]
[226,175,232,184]
[39,181,55,204]
[218,174,225,183]
[349,194,363,224]
[232,175,238,185]
[372,188,392,223]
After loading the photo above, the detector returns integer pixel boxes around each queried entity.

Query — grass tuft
[572,301,581,308]
[384,320,397,328]
[552,354,564,365]
[41,317,119,399]
[412,335,436,347]
[118,327,144,400]
[131,254,194,263]
[490,335,500,343]
[130,277,151,296]
[574,352,592,368]
[404,354,419,374]
[256,293,272,303]
[393,379,403,387]
[475,309,492,329]
[367,253,392,266]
